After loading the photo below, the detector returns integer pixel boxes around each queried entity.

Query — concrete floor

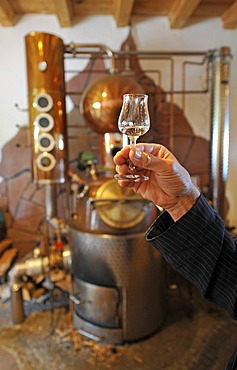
[0,276,237,370]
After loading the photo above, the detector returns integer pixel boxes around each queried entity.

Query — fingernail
[134,149,142,159]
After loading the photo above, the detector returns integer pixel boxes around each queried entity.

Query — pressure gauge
[95,178,145,229]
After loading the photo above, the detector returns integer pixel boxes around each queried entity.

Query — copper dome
[80,74,144,134]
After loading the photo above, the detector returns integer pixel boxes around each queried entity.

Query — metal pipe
[8,244,71,325]
[64,43,115,74]
[64,50,207,58]
[11,287,25,324]
[182,57,209,112]
[209,47,232,220]
[45,184,57,221]
[8,257,49,324]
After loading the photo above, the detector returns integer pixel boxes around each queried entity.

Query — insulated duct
[209,47,232,220]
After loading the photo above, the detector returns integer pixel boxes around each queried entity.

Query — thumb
[130,148,156,169]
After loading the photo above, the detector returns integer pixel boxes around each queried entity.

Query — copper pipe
[64,43,115,74]
[64,50,206,58]
[182,57,208,112]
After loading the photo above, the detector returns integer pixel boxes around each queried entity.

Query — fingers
[113,146,131,165]
[114,143,158,165]
[115,163,128,175]
[114,148,152,175]
[130,148,152,168]
[113,143,168,176]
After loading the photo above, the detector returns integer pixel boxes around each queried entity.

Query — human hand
[113,143,200,221]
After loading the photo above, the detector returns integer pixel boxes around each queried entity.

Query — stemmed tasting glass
[114,93,150,182]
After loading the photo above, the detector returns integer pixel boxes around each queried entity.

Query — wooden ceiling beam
[168,0,202,29]
[52,0,74,27]
[0,0,18,27]
[222,1,237,29]
[114,0,135,27]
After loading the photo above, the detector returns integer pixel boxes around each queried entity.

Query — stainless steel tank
[69,171,166,344]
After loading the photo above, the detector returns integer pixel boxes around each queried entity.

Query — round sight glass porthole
[34,113,54,132]
[38,133,55,152]
[36,152,56,172]
[33,93,53,112]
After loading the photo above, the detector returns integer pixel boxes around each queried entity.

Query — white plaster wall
[0,14,237,226]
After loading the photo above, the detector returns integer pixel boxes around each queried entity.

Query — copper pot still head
[80,74,144,134]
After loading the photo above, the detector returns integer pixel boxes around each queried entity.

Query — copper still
[25,32,68,184]
[9,31,232,345]
[21,32,166,344]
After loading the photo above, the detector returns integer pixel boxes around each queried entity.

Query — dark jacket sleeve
[146,194,237,319]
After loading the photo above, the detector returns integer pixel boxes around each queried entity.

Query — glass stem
[128,137,137,173]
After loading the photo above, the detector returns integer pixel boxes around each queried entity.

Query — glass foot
[114,173,149,182]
